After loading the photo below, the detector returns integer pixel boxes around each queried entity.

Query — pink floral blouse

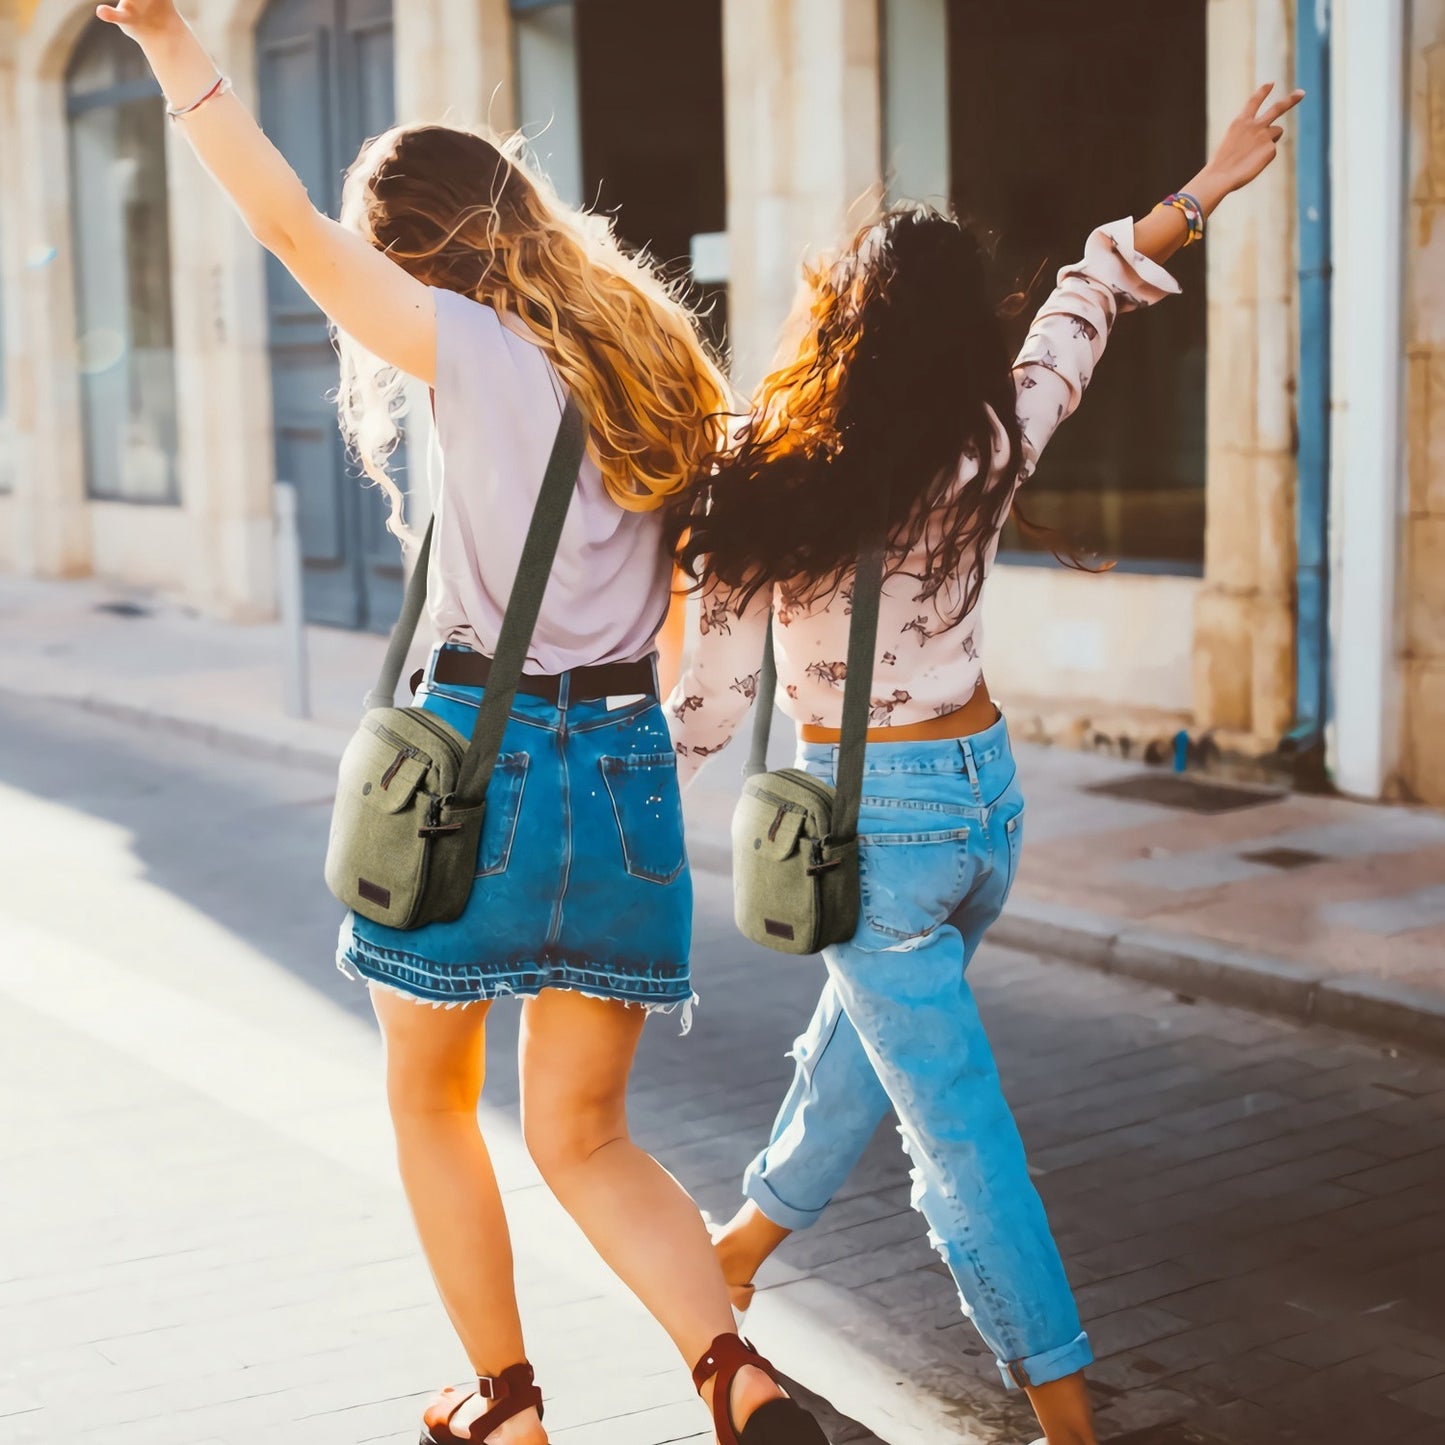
[665,218,1180,783]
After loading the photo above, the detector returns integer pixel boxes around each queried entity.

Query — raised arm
[1010,81,1305,480]
[1134,83,1306,265]
[98,1,435,383]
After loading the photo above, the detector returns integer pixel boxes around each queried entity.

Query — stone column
[0,4,23,523]
[1191,0,1299,747]
[1402,1,1445,803]
[10,3,93,581]
[135,0,280,622]
[395,0,513,131]
[722,0,882,388]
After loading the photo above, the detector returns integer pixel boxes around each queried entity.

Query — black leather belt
[422,649,656,705]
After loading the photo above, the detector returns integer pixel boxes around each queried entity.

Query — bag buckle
[417,794,464,839]
[806,840,841,876]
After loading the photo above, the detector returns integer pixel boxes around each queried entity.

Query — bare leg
[518,990,781,1432]
[372,986,543,1445]
[1024,1373,1097,1445]
[712,1201,792,1312]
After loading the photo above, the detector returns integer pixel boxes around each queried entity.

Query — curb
[990,898,1445,1059]
[0,684,346,775]
[10,680,1444,1064]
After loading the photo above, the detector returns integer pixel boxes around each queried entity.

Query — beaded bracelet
[167,73,231,122]
[1160,191,1206,246]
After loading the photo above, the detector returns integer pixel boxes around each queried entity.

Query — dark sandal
[692,1333,829,1445]
[420,1362,544,1444]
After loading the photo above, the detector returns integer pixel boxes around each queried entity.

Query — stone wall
[1403,2,1445,803]
[1191,0,1299,752]
[721,0,882,389]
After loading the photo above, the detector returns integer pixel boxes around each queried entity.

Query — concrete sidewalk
[3,571,1442,1056]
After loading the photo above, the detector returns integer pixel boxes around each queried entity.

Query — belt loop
[557,668,572,712]
[649,653,661,698]
[426,643,445,689]
[961,737,981,797]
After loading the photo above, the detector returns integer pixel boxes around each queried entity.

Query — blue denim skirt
[338,645,693,1011]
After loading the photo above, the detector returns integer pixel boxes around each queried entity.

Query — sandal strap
[692,1333,777,1445]
[473,1362,544,1437]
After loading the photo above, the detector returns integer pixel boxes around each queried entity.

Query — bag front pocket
[599,752,686,884]
[476,752,530,878]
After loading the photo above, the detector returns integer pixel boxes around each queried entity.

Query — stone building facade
[0,0,1438,802]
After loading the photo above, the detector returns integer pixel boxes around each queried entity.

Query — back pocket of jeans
[858,826,972,943]
[599,752,686,884]
[476,753,530,878]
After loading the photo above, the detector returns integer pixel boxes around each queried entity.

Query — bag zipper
[380,747,414,790]
[370,713,468,779]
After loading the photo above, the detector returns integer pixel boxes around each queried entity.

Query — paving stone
[8,698,1445,1445]
[1391,1371,1445,1418]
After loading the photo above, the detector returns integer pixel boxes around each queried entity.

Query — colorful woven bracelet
[1161,191,1206,246]
[167,74,231,122]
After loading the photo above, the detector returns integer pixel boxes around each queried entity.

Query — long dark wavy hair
[673,203,1045,626]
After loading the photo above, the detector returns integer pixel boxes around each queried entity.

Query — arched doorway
[257,0,400,630]
[65,19,179,505]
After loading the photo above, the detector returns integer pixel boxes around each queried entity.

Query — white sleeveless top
[425,287,672,674]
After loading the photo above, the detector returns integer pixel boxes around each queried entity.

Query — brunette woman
[667,83,1304,1445]
[97,5,828,1443]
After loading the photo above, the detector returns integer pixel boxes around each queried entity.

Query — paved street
[3,696,1445,1444]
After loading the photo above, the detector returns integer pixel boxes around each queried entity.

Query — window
[514,0,729,353]
[886,0,1208,570]
[574,0,728,351]
[66,20,179,503]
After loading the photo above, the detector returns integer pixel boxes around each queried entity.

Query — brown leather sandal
[420,1362,544,1445]
[692,1333,829,1445]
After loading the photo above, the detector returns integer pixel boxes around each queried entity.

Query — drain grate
[1085,772,1283,815]
[1241,845,1327,870]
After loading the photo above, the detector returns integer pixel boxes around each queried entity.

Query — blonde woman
[96,5,828,1444]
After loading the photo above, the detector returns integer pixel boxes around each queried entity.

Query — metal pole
[274,482,312,720]
[1284,0,1332,778]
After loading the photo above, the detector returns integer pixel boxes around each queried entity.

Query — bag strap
[365,396,589,809]
[745,534,886,846]
[365,514,437,715]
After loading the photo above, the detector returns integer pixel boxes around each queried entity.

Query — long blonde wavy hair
[336,124,733,540]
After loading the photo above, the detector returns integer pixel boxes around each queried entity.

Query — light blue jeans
[742,715,1093,1390]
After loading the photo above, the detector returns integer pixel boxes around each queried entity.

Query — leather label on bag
[764,919,796,940]
[358,878,392,909]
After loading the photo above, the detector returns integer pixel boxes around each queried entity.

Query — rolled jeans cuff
[996,1329,1094,1391]
[742,1155,829,1232]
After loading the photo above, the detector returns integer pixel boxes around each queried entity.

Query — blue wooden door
[257,0,401,631]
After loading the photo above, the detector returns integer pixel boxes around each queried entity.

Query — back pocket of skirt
[476,752,530,878]
[599,752,686,884]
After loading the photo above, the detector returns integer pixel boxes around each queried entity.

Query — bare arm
[1008,82,1307,479]
[97,0,435,382]
[1135,82,1306,265]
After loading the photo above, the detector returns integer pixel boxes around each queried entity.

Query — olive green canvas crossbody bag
[324,398,587,931]
[730,536,884,955]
